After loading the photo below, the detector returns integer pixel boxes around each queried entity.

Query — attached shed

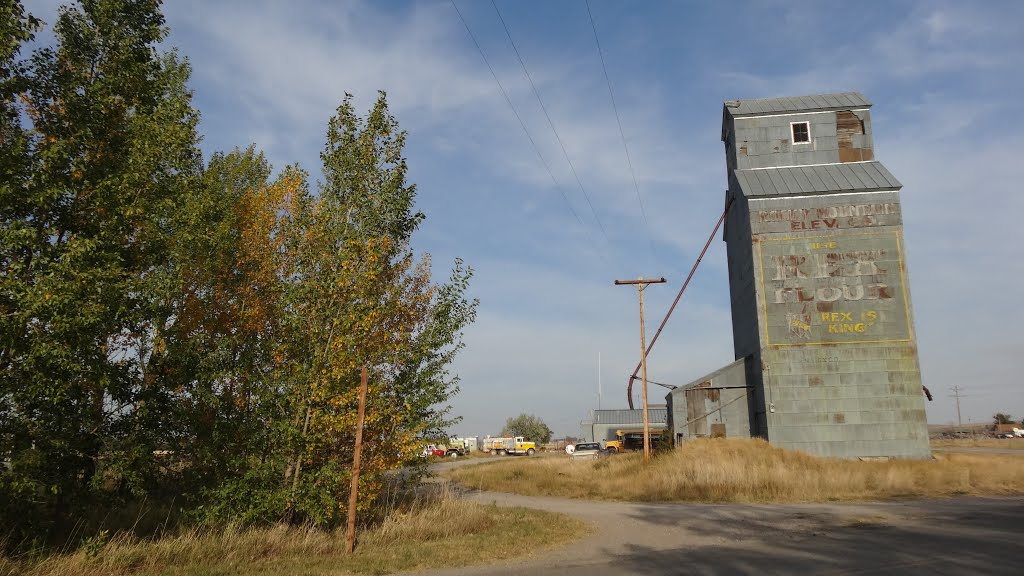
[666,358,754,446]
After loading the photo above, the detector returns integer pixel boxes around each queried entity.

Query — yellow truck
[487,436,537,456]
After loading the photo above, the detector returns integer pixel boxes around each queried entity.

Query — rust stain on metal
[710,423,726,438]
[836,110,874,162]
[685,388,707,437]
[900,410,920,421]
[808,376,823,387]
[816,301,833,312]
[739,143,748,156]
[833,413,846,424]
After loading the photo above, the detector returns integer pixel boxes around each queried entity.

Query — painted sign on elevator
[757,231,911,346]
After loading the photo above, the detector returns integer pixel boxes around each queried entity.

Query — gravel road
[420,457,1024,575]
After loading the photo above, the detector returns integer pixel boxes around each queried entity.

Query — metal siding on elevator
[716,92,930,459]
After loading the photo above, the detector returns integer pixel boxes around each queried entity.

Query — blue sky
[29,0,1024,436]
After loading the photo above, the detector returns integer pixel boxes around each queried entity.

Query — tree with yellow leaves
[198,92,476,528]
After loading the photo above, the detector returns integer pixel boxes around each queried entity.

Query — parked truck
[421,440,470,458]
[421,444,446,458]
[487,436,536,456]
[603,428,667,453]
[445,437,470,457]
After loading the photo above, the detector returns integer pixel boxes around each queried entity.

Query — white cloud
[165,0,717,260]
[882,96,1024,425]
[717,2,1023,98]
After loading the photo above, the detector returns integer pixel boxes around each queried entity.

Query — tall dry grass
[0,486,587,576]
[447,438,1024,503]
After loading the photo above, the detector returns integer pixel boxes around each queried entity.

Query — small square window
[791,122,810,144]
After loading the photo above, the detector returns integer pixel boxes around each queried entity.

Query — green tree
[503,414,552,445]
[993,413,1013,425]
[0,0,475,544]
[0,0,201,541]
[0,0,44,541]
[156,147,299,504]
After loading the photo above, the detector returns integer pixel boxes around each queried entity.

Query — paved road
[421,459,1024,576]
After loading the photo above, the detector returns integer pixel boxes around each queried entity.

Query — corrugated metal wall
[666,358,753,444]
[593,408,667,424]
[731,110,873,169]
[587,409,667,446]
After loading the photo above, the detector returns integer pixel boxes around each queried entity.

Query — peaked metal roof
[724,92,871,117]
[733,162,902,197]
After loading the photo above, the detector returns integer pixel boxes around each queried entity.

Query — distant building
[581,408,667,447]
[666,92,931,459]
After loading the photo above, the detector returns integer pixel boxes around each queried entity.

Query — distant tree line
[0,0,476,549]
[502,414,553,445]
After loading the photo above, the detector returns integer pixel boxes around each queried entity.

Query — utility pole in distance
[950,385,963,435]
[615,276,666,464]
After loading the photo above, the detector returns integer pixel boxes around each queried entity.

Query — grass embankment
[446,438,1024,503]
[931,438,1024,450]
[0,489,588,576]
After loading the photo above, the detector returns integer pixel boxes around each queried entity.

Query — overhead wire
[490,0,609,245]
[584,0,656,255]
[625,197,734,408]
[449,0,591,236]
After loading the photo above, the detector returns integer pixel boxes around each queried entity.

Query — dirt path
[422,459,1024,575]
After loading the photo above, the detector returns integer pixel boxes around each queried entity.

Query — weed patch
[0,488,588,576]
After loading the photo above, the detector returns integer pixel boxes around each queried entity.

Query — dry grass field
[931,437,1024,450]
[0,488,588,576]
[447,438,1024,503]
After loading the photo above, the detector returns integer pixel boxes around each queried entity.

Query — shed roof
[733,162,901,197]
[592,408,668,425]
[724,92,871,118]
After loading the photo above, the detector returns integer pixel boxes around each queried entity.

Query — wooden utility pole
[615,276,666,464]
[346,366,369,554]
[950,385,963,435]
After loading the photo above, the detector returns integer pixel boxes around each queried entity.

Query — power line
[584,0,654,251]
[625,197,733,408]
[449,0,589,233]
[490,0,609,244]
